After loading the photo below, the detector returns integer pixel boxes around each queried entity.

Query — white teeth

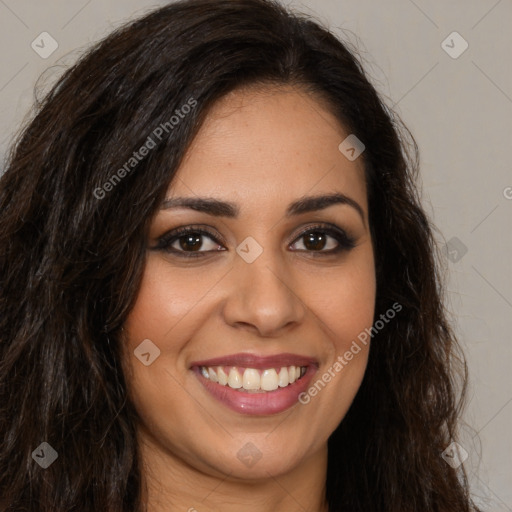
[201,365,306,391]
[261,369,279,391]
[278,367,289,387]
[208,367,218,383]
[227,367,242,388]
[242,368,260,390]
[217,366,228,385]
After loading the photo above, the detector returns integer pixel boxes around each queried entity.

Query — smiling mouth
[199,365,308,392]
[190,352,318,414]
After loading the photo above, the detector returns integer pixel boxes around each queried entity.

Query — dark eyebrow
[160,192,366,226]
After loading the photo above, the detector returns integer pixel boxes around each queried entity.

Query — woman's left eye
[289,224,356,255]
[153,223,356,258]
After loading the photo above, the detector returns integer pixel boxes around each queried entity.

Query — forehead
[168,85,367,213]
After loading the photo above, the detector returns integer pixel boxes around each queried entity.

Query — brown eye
[154,226,225,258]
[302,232,328,251]
[290,224,356,254]
[177,233,204,252]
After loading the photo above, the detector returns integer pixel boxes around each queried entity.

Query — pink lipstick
[190,353,318,415]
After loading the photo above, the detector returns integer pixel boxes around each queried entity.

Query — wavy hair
[0,0,480,510]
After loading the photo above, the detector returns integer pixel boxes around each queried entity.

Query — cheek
[124,255,216,345]
[297,251,375,417]
[307,250,376,346]
[120,260,194,417]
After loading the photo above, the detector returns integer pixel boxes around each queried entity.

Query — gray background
[1,0,511,509]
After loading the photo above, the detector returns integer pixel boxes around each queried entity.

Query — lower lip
[192,366,317,415]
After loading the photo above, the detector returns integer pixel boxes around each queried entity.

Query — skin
[121,85,376,512]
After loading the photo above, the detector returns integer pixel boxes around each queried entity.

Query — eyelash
[153,223,357,259]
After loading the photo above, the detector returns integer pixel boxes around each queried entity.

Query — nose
[221,245,307,337]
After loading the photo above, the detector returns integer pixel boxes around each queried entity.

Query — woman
[0,0,481,510]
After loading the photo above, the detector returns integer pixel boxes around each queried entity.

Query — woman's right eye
[154,226,226,258]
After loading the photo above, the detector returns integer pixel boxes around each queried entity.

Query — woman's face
[122,85,376,482]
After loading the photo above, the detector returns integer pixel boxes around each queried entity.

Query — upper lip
[190,352,318,369]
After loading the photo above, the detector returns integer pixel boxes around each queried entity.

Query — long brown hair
[0,0,480,510]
